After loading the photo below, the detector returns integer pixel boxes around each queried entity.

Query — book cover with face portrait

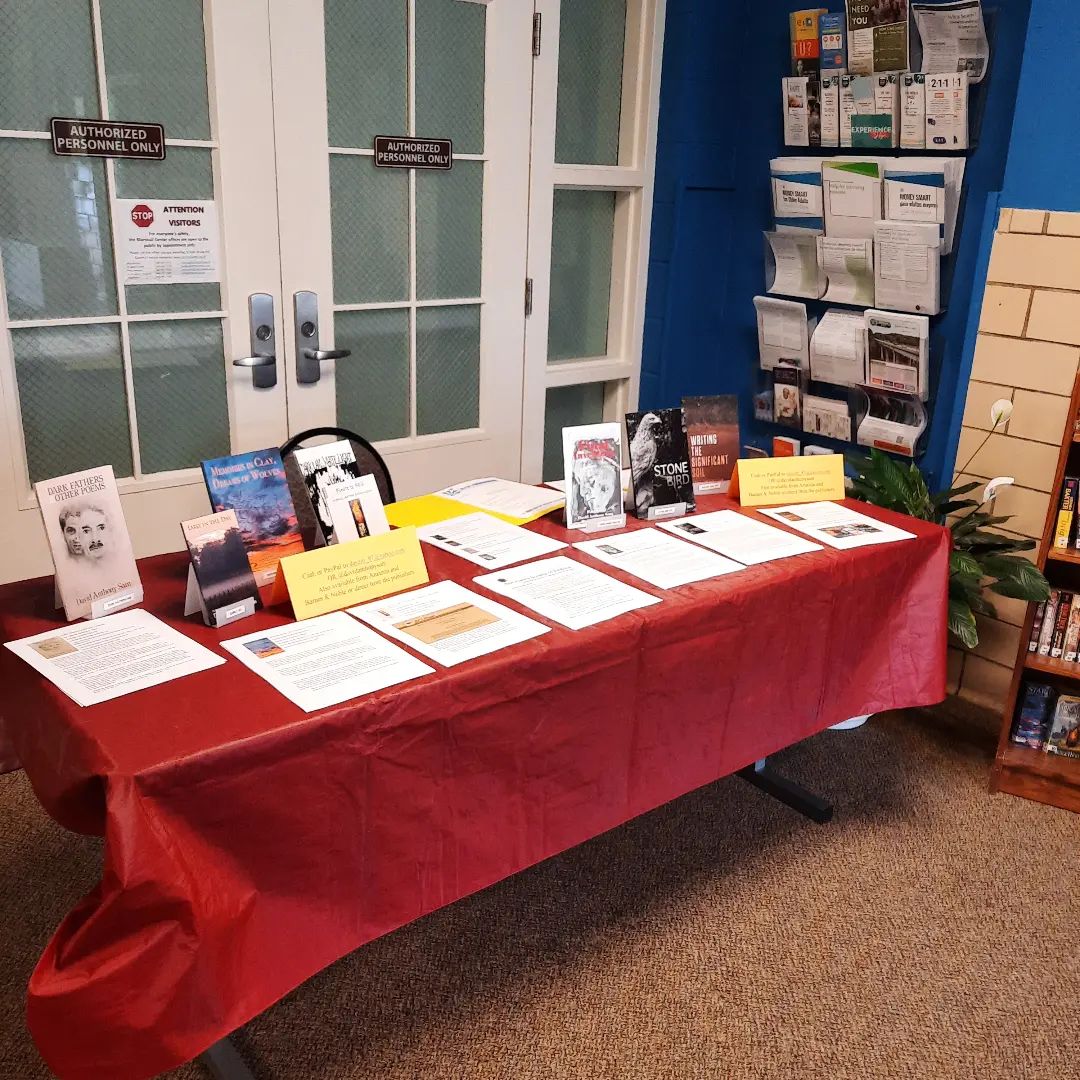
[625,408,696,519]
[35,465,142,621]
[563,423,624,530]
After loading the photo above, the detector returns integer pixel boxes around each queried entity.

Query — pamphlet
[803,395,854,442]
[782,76,821,147]
[658,510,822,565]
[810,309,866,387]
[765,231,826,298]
[325,474,389,543]
[563,423,626,531]
[845,0,909,75]
[626,408,696,520]
[822,160,882,240]
[912,0,988,83]
[883,160,964,254]
[220,610,433,712]
[873,221,942,315]
[474,555,661,631]
[435,477,565,524]
[773,364,803,429]
[416,511,566,569]
[181,509,261,624]
[771,157,825,233]
[820,77,841,147]
[349,579,549,667]
[820,12,848,73]
[759,501,915,549]
[35,465,143,622]
[754,295,811,372]
[574,528,744,590]
[817,236,874,305]
[4,608,224,707]
[290,439,361,546]
[790,8,830,76]
[856,389,928,457]
[925,72,969,150]
[900,75,926,149]
[681,395,740,494]
[200,448,305,583]
[865,309,930,399]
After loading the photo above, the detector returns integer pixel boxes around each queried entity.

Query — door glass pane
[415,161,483,300]
[330,156,409,303]
[335,308,410,442]
[129,319,229,473]
[542,383,606,481]
[0,3,99,132]
[325,0,407,148]
[12,324,132,483]
[555,0,627,165]
[414,0,485,155]
[548,189,615,361]
[416,305,480,435]
[0,141,118,320]
[114,148,220,315]
[99,0,211,141]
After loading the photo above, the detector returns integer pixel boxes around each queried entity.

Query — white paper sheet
[416,511,566,569]
[220,611,433,712]
[326,474,389,543]
[810,309,865,387]
[435,477,564,521]
[573,528,745,589]
[766,231,825,298]
[474,555,661,631]
[349,579,550,667]
[4,608,225,707]
[873,221,941,315]
[912,0,988,83]
[817,237,875,304]
[758,502,915,549]
[754,295,811,371]
[658,510,822,565]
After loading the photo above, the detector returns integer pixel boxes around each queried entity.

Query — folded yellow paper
[386,494,526,529]
[729,454,845,507]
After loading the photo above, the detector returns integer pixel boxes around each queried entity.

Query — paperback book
[182,510,261,625]
[1036,590,1060,657]
[1011,682,1056,750]
[682,395,740,494]
[1046,695,1080,759]
[290,439,361,546]
[563,423,625,531]
[626,409,697,519]
[201,448,305,583]
[1051,592,1074,659]
[35,465,143,621]
[773,363,803,429]
[1055,477,1078,549]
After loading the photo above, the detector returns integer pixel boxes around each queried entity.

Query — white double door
[0,0,533,581]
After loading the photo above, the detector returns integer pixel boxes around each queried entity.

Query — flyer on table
[574,529,744,590]
[350,579,550,667]
[758,501,915,549]
[658,510,822,565]
[416,512,566,569]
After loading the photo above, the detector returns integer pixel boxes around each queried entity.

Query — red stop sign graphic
[131,204,154,228]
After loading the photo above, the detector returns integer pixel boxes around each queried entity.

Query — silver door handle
[302,348,351,361]
[237,293,277,389]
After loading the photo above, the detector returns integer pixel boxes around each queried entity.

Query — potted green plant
[846,399,1050,649]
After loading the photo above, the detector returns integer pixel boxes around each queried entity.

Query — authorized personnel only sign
[114,199,221,285]
[374,136,453,170]
[51,118,165,161]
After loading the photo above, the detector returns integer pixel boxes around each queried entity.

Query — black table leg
[737,758,833,824]
[199,1036,256,1080]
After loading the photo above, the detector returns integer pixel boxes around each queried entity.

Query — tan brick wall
[952,208,1080,710]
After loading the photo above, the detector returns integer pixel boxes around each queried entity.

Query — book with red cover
[681,395,740,495]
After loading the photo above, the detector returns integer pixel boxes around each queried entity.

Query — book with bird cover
[626,408,696,520]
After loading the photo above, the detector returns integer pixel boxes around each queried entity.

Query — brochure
[200,448,305,583]
[912,0,988,83]
[845,0,909,75]
[822,160,882,240]
[416,512,566,569]
[35,465,143,622]
[883,160,964,254]
[790,8,829,75]
[811,309,867,387]
[626,408,696,520]
[181,510,261,623]
[865,309,930,399]
[900,75,926,149]
[820,12,848,73]
[290,439,361,546]
[771,158,825,233]
[821,77,841,147]
[325,474,389,543]
[782,76,821,147]
[873,221,942,315]
[658,510,822,565]
[474,555,661,631]
[350,579,549,667]
[765,231,826,298]
[759,501,915,549]
[817,236,875,305]
[754,295,811,372]
[681,395,740,494]
[803,395,854,442]
[574,528,744,590]
[563,423,626,531]
[221,610,433,712]
[5,608,224,707]
[773,363,803,429]
[925,72,969,150]
[856,389,928,457]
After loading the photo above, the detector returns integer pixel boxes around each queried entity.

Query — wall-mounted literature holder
[183,565,258,629]
[764,231,825,299]
[53,581,142,620]
[855,388,928,459]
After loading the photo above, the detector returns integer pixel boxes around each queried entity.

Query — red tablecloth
[0,497,948,1080]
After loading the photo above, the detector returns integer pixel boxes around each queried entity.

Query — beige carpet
[2,704,1078,1080]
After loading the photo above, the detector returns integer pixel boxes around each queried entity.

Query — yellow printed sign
[729,453,845,508]
[271,526,429,620]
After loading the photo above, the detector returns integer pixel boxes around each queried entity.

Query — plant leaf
[933,480,982,505]
[950,550,983,579]
[937,498,981,516]
[981,555,1051,601]
[948,597,979,649]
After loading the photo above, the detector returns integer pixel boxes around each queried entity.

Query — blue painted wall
[642,0,1033,492]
